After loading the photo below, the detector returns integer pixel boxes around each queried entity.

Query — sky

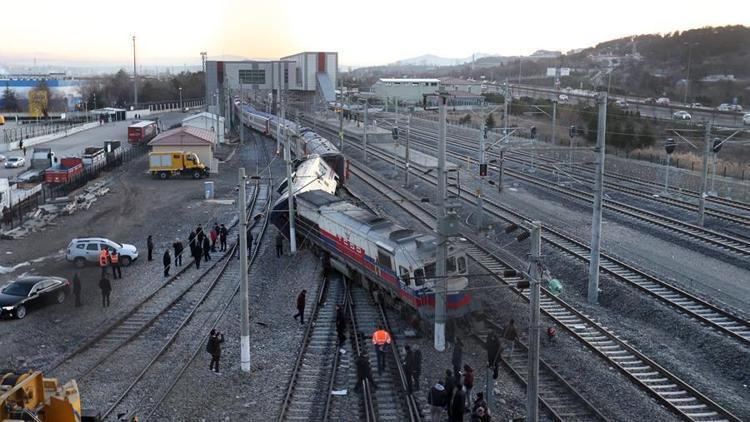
[0,0,746,68]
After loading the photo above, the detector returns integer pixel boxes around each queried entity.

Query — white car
[558,94,569,102]
[4,157,25,168]
[743,113,750,126]
[717,103,731,112]
[729,104,743,112]
[615,100,629,108]
[656,97,671,105]
[66,237,139,268]
[673,111,692,120]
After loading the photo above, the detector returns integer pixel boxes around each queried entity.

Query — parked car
[656,97,671,105]
[558,94,569,102]
[0,154,5,162]
[66,237,139,268]
[717,103,731,112]
[689,102,703,108]
[4,157,25,168]
[729,104,743,112]
[614,99,629,108]
[673,111,692,120]
[744,113,750,126]
[0,276,70,319]
[644,97,656,104]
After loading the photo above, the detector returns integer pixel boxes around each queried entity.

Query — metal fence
[2,146,146,231]
[2,120,88,145]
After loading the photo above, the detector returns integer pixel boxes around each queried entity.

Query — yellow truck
[0,370,100,421]
[148,151,210,179]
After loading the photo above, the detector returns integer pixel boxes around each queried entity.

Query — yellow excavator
[0,371,99,422]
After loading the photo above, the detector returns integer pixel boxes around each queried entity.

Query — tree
[638,121,656,148]
[459,114,472,124]
[2,85,18,112]
[486,113,496,129]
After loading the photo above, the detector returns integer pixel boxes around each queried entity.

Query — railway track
[471,318,610,422]
[400,123,750,258]
[345,156,742,422]
[408,117,750,217]
[278,274,342,421]
[317,121,750,347]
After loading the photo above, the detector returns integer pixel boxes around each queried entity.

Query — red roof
[148,126,216,147]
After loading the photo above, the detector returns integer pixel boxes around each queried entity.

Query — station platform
[371,143,457,170]
[312,116,392,144]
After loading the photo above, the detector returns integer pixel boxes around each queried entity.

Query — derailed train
[238,104,474,320]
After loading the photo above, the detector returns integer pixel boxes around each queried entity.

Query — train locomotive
[238,102,474,320]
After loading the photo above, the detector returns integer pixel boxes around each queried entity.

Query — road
[484,83,749,129]
[0,111,191,180]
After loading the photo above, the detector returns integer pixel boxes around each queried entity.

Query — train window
[414,269,425,286]
[377,249,393,270]
[399,266,410,284]
[458,256,467,274]
[446,257,457,273]
[424,263,436,280]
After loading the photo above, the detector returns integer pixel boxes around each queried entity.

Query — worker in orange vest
[372,325,392,375]
[99,248,110,278]
[110,251,122,280]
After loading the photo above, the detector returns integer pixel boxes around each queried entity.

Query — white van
[743,113,750,126]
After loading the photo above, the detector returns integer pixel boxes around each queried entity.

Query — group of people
[150,223,230,277]
[428,341,483,422]
[96,248,123,308]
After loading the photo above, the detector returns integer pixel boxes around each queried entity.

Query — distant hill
[392,53,496,67]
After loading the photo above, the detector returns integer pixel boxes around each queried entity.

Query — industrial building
[205,52,338,124]
[439,77,483,94]
[371,78,440,103]
[182,112,225,144]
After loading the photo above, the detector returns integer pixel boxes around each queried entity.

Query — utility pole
[179,87,183,110]
[132,35,138,109]
[276,92,282,154]
[434,91,449,352]
[698,123,712,226]
[498,150,504,192]
[587,92,607,305]
[476,118,486,228]
[363,98,368,163]
[238,168,251,373]
[527,221,542,422]
[285,110,297,255]
[339,73,344,153]
[405,112,411,187]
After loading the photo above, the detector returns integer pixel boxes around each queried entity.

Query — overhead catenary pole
[339,72,344,153]
[698,123,712,226]
[434,91,448,352]
[283,98,297,255]
[587,92,607,304]
[238,168,251,373]
[404,112,411,187]
[363,98,368,162]
[527,221,542,422]
[132,35,138,109]
[476,117,486,228]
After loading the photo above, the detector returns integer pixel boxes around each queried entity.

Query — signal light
[479,163,488,177]
[516,231,530,242]
[665,138,676,155]
[712,137,723,154]
[569,125,577,138]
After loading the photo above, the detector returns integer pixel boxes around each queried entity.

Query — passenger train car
[238,104,347,183]
[275,188,474,320]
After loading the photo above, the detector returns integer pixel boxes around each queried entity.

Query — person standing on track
[163,249,171,277]
[293,290,307,325]
[147,235,154,261]
[335,303,346,348]
[202,235,211,262]
[404,344,419,393]
[448,383,466,422]
[354,353,375,392]
[173,239,184,267]
[246,227,254,257]
[206,329,225,374]
[193,237,203,270]
[486,331,501,379]
[98,276,111,307]
[428,381,448,422]
[275,234,284,257]
[462,364,475,411]
[72,273,82,307]
[502,319,519,358]
[452,338,464,386]
[219,224,228,251]
[210,225,218,252]
[110,251,122,279]
[372,325,392,375]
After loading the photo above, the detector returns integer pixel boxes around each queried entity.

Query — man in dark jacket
[163,250,171,277]
[413,345,422,391]
[452,338,464,385]
[293,290,306,325]
[246,228,254,257]
[335,304,346,347]
[207,329,225,373]
[462,364,475,411]
[193,239,202,270]
[448,386,466,422]
[188,230,197,252]
[219,224,228,251]
[275,234,284,257]
[202,235,211,262]
[147,235,154,261]
[486,331,501,379]
[354,353,375,392]
[98,276,111,307]
[173,239,184,267]
[404,345,419,393]
[444,369,456,398]
[72,273,82,307]
[502,319,519,358]
[428,381,448,422]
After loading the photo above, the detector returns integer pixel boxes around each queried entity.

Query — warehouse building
[182,112,225,144]
[440,77,483,94]
[371,78,440,103]
[205,51,338,122]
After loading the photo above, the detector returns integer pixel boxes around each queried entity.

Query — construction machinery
[0,370,99,421]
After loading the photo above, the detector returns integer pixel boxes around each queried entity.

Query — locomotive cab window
[414,268,425,286]
[457,256,467,274]
[377,248,393,271]
[399,266,410,284]
[446,257,457,273]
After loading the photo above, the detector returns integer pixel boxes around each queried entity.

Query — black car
[0,276,70,319]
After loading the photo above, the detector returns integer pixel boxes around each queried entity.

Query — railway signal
[663,137,676,195]
[479,163,488,177]
[569,125,577,138]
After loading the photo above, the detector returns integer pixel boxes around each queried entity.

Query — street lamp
[179,87,183,110]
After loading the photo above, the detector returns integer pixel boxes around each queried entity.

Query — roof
[129,120,156,128]
[446,90,483,98]
[378,78,440,83]
[182,112,224,124]
[148,126,216,147]
[440,78,476,85]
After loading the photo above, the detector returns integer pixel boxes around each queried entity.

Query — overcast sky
[1,0,746,67]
